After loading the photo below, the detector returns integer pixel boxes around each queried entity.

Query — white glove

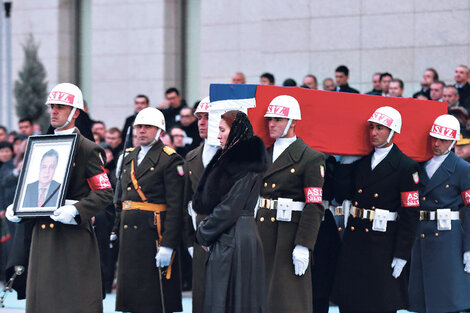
[155,246,173,267]
[6,204,21,223]
[50,205,78,225]
[292,245,309,276]
[188,246,194,258]
[340,155,362,164]
[391,257,407,278]
[463,251,470,273]
[110,233,118,242]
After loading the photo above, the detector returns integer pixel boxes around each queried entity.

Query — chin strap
[447,139,457,153]
[377,130,395,148]
[282,119,293,138]
[55,107,77,130]
[156,129,162,142]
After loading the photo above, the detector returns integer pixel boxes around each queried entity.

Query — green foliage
[14,33,48,132]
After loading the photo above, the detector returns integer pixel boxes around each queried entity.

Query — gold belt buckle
[335,206,344,216]
[124,200,132,210]
[419,211,430,221]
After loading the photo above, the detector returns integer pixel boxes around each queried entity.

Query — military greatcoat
[256,138,325,313]
[331,144,420,312]
[26,133,114,313]
[409,152,470,313]
[182,143,208,313]
[115,140,184,313]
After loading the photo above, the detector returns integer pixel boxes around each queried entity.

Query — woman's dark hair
[0,141,13,152]
[221,110,238,128]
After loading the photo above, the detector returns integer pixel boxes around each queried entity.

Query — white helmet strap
[56,107,77,130]
[377,129,395,148]
[448,140,457,153]
[156,129,162,142]
[282,119,293,138]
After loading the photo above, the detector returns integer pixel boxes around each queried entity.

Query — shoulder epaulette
[163,146,176,155]
[125,147,135,152]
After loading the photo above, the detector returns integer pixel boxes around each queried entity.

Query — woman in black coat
[193,110,268,313]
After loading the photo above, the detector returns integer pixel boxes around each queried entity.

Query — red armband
[401,191,419,207]
[87,172,112,190]
[304,187,323,204]
[461,190,470,206]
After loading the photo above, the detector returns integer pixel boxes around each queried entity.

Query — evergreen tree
[14,33,49,132]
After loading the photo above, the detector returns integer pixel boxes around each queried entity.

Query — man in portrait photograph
[23,149,61,208]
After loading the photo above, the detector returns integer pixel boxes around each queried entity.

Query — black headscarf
[221,111,253,155]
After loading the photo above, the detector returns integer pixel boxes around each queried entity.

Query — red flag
[248,85,447,162]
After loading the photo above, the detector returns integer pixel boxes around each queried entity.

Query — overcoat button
[264,183,267,187]
[338,227,342,231]
[123,169,127,173]
[73,162,76,167]
[350,226,355,231]
[270,217,275,222]
[124,225,128,229]
[150,167,155,171]
[434,200,438,203]
[189,170,192,175]
[260,217,265,222]
[374,193,379,198]
[422,196,426,201]
[435,232,439,237]
[358,189,363,194]
[371,206,376,210]
[445,184,449,188]
[354,201,358,206]
[49,223,54,229]
[127,187,132,191]
[290,168,295,173]
[420,233,425,238]
[365,228,369,232]
[41,224,46,229]
[272,184,276,188]
[134,225,138,229]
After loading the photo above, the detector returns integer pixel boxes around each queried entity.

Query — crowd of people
[0,63,469,313]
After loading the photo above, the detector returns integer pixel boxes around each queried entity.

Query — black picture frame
[12,134,78,217]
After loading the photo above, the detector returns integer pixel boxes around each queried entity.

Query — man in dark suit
[454,65,470,110]
[413,68,438,99]
[23,149,61,208]
[121,94,150,147]
[334,65,360,94]
[332,106,420,313]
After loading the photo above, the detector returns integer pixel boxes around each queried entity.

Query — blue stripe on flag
[209,84,257,102]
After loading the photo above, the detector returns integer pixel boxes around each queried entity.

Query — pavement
[0,290,414,312]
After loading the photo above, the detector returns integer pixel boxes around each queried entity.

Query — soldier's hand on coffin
[463,251,470,273]
[188,246,194,258]
[292,245,309,276]
[155,246,173,267]
[391,257,407,278]
[50,205,78,225]
[6,204,21,223]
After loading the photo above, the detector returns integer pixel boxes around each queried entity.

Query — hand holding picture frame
[12,134,78,217]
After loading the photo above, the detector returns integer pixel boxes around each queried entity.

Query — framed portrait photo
[12,134,78,217]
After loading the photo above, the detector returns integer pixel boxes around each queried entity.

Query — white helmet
[46,83,84,110]
[429,114,460,141]
[264,95,301,120]
[368,106,402,134]
[194,96,210,115]
[134,107,166,131]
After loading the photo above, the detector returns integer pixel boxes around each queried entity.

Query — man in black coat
[413,68,438,99]
[332,106,420,313]
[161,87,187,130]
[334,65,360,94]
[121,94,150,147]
